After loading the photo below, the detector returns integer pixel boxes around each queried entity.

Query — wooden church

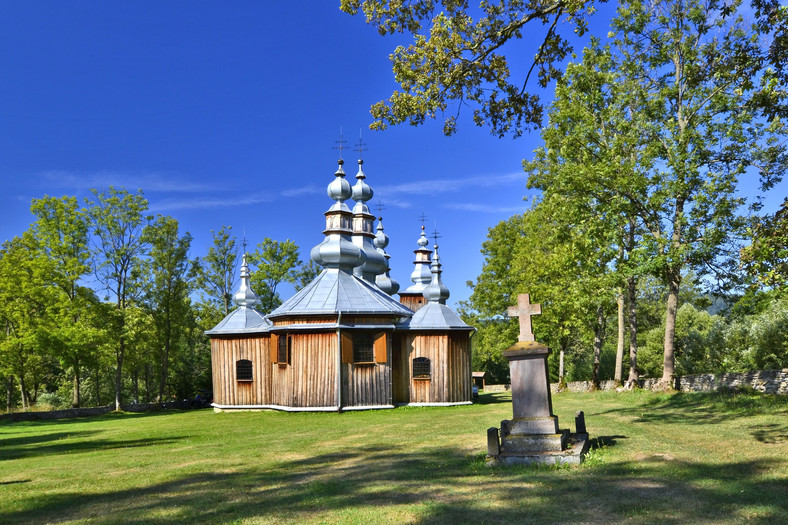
[206,156,474,411]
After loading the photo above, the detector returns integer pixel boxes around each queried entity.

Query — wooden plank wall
[342,363,391,406]
[211,336,271,406]
[406,332,472,404]
[271,332,337,407]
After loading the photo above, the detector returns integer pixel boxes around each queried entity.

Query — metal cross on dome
[507,293,542,342]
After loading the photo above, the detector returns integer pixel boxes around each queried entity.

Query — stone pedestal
[487,341,589,466]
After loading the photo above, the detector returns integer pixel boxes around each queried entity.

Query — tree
[611,0,787,386]
[341,0,598,137]
[30,195,97,407]
[247,238,306,313]
[0,234,58,408]
[198,226,237,319]
[85,187,151,410]
[142,216,195,402]
[524,40,653,386]
[740,198,788,293]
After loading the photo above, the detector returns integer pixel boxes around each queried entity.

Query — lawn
[1,389,786,524]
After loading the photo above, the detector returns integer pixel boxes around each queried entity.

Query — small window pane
[353,333,374,363]
[278,335,290,364]
[236,359,253,381]
[413,357,431,379]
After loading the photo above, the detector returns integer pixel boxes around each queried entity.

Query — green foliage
[341,0,598,137]
[247,238,304,313]
[741,198,788,292]
[197,226,237,317]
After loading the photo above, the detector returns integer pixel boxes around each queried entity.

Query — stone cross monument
[507,293,541,342]
[486,293,589,466]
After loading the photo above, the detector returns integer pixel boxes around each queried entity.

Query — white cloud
[444,202,527,214]
[149,193,273,212]
[41,170,213,193]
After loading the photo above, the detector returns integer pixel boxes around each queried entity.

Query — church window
[413,357,431,380]
[236,359,253,381]
[277,335,291,365]
[353,333,374,363]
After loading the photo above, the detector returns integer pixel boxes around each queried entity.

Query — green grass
[1,390,786,524]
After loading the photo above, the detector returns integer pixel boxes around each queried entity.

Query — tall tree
[85,187,151,410]
[30,195,97,407]
[612,0,786,386]
[143,216,195,402]
[341,0,598,137]
[247,238,305,313]
[198,226,237,318]
[525,40,653,385]
[0,234,57,408]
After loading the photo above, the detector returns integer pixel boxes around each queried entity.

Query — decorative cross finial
[419,212,428,227]
[333,127,347,159]
[375,200,386,217]
[432,225,442,243]
[355,131,368,160]
[507,293,542,342]
[242,227,248,252]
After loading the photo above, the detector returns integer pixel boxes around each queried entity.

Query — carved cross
[507,293,541,342]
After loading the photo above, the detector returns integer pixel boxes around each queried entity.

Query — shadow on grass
[0,432,186,461]
[597,391,788,425]
[2,442,785,524]
[475,392,511,405]
[749,423,788,444]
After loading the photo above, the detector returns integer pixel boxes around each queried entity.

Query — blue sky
[1,2,784,308]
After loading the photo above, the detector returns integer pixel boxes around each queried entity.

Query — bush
[36,392,70,411]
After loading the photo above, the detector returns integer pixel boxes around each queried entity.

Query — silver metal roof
[400,302,473,331]
[401,226,433,294]
[267,268,414,319]
[206,306,272,335]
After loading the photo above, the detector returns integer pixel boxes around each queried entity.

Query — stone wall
[0,400,193,423]
[481,369,788,396]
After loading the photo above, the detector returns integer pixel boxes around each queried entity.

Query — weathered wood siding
[342,333,392,407]
[271,332,337,407]
[210,335,272,406]
[405,332,471,404]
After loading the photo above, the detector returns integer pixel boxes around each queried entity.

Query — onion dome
[374,216,400,296]
[351,159,387,282]
[233,253,261,307]
[205,251,272,334]
[311,159,366,269]
[423,244,450,304]
[401,226,433,294]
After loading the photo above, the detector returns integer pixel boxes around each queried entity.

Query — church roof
[400,301,473,331]
[206,306,272,335]
[267,268,413,319]
[206,251,272,335]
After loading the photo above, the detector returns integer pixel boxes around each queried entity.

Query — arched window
[413,357,431,380]
[236,359,253,381]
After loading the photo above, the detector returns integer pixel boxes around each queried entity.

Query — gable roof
[399,302,474,331]
[267,268,414,319]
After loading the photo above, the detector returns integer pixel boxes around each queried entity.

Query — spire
[402,225,433,293]
[310,158,366,270]
[423,244,450,304]
[233,253,261,308]
[350,148,387,282]
[374,216,400,295]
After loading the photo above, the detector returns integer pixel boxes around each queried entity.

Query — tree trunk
[95,366,101,406]
[558,347,566,387]
[18,374,29,410]
[592,304,605,389]
[6,375,14,412]
[661,269,681,387]
[72,360,81,408]
[114,337,124,411]
[615,290,625,384]
[626,275,639,386]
